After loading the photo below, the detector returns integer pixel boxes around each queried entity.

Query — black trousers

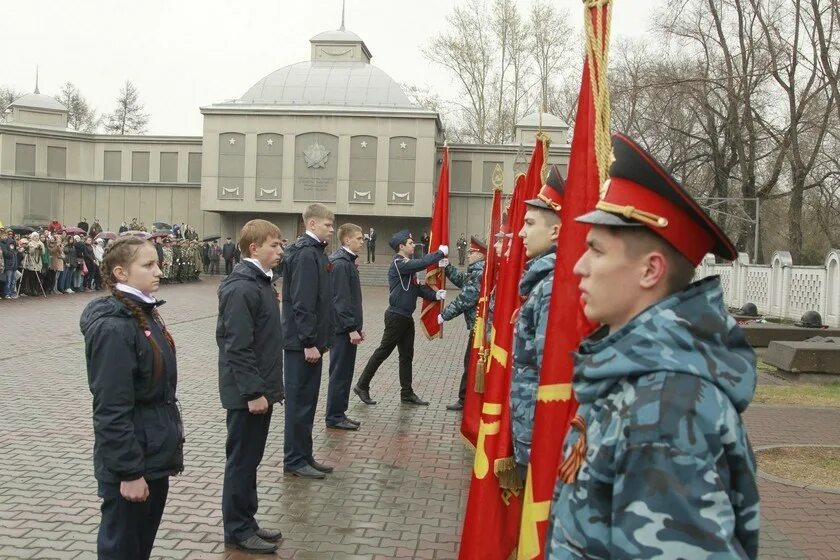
[326,333,357,425]
[97,477,169,560]
[357,311,416,397]
[223,407,273,542]
[367,245,375,263]
[284,350,322,470]
[225,259,233,275]
[458,333,472,402]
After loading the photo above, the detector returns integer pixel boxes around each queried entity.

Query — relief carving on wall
[258,187,280,198]
[392,191,411,202]
[352,190,372,201]
[303,141,330,169]
[221,186,241,196]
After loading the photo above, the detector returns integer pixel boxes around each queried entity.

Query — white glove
[436,289,447,301]
[438,258,450,268]
[437,314,445,325]
[438,244,449,256]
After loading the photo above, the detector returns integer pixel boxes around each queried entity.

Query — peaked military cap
[576,133,737,265]
[389,229,412,251]
[469,236,487,255]
[525,164,566,211]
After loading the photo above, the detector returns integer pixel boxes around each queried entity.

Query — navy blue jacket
[387,249,446,318]
[282,233,334,351]
[329,248,363,334]
[1,239,18,270]
[80,294,184,483]
[217,261,285,409]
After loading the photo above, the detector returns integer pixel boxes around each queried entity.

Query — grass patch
[754,384,840,407]
[757,447,840,489]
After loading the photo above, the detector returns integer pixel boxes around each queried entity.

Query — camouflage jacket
[441,261,485,331]
[510,250,556,467]
[546,276,760,560]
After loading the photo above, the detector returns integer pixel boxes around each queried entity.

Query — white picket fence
[695,250,840,327]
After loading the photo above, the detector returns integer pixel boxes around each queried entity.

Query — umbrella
[63,226,86,235]
[120,230,151,240]
[95,231,118,241]
[149,232,171,240]
[202,235,221,242]
[153,222,173,231]
[8,225,35,235]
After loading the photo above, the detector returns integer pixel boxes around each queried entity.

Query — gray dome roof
[310,29,364,42]
[239,61,416,109]
[9,93,67,112]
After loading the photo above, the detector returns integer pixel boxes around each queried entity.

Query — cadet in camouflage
[439,237,486,410]
[510,168,564,469]
[545,134,758,559]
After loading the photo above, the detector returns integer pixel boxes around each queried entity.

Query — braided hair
[101,237,176,383]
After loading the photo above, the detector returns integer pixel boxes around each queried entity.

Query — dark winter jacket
[386,249,445,318]
[155,242,164,264]
[217,261,284,409]
[64,242,77,267]
[329,247,363,334]
[282,233,334,351]
[80,294,184,484]
[1,239,17,270]
[222,242,236,260]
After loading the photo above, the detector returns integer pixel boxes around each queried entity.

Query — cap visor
[524,198,549,209]
[575,209,645,227]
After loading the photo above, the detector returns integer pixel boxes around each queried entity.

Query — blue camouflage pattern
[510,250,556,467]
[546,276,760,559]
[441,261,485,331]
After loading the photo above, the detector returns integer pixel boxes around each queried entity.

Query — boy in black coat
[281,203,335,479]
[354,230,448,406]
[217,220,285,554]
[326,223,366,430]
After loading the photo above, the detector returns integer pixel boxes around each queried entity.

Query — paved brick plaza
[0,278,838,559]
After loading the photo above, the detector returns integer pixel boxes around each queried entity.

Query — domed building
[0,26,569,260]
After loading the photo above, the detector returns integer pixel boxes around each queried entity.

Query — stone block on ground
[742,323,840,348]
[765,337,840,383]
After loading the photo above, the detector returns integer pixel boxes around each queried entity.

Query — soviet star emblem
[304,141,330,168]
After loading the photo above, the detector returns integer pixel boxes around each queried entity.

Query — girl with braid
[80,236,183,560]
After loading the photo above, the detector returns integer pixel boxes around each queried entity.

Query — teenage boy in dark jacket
[281,203,335,479]
[217,219,285,554]
[354,230,448,406]
[325,223,366,431]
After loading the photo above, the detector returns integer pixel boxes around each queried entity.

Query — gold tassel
[475,353,486,393]
[558,415,587,484]
[494,456,524,491]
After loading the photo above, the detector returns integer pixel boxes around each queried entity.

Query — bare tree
[0,86,24,122]
[529,0,574,111]
[102,80,149,135]
[56,82,98,132]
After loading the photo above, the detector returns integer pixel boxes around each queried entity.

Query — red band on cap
[605,177,714,265]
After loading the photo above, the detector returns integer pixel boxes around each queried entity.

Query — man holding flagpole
[353,231,448,406]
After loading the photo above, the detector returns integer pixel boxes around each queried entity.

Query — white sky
[2,0,660,135]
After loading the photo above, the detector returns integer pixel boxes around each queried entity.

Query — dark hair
[101,237,175,382]
[608,226,696,294]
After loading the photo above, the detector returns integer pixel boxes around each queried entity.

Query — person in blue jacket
[354,230,448,406]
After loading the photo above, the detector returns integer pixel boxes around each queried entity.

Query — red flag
[461,182,504,447]
[517,4,610,558]
[459,137,547,560]
[420,146,451,339]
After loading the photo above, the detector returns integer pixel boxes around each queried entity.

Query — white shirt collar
[116,283,157,304]
[243,258,274,279]
[305,230,322,243]
[342,246,356,257]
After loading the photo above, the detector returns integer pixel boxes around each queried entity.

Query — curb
[755,444,840,495]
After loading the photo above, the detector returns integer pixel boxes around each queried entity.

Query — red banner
[458,137,547,560]
[420,146,451,339]
[461,184,504,447]
[517,5,610,558]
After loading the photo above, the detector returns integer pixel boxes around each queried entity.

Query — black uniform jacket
[80,294,184,483]
[386,249,446,318]
[282,234,334,352]
[329,247,363,335]
[216,261,285,408]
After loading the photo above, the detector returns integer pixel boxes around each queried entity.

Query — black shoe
[326,419,359,431]
[345,416,361,426]
[225,534,277,554]
[255,527,283,542]
[446,400,464,411]
[401,393,430,406]
[353,386,377,405]
[283,465,326,479]
[309,459,334,473]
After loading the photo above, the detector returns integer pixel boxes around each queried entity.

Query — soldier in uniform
[545,134,759,559]
[161,238,174,284]
[510,166,565,476]
[437,237,486,411]
[353,230,448,406]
